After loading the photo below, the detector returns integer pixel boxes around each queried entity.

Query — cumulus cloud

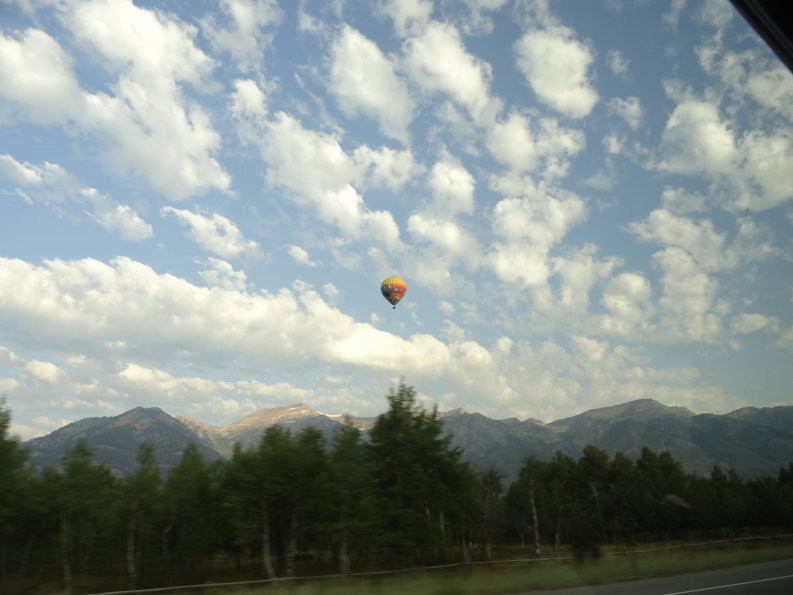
[0,28,83,125]
[514,26,598,118]
[378,0,432,37]
[607,49,629,77]
[288,245,318,267]
[329,26,414,144]
[0,2,231,200]
[731,313,777,335]
[0,154,152,240]
[403,20,502,125]
[654,247,724,343]
[654,92,793,211]
[201,0,282,73]
[428,153,475,216]
[231,78,268,118]
[595,272,655,339]
[0,256,451,373]
[261,112,404,250]
[83,189,153,241]
[487,186,587,289]
[607,96,643,130]
[486,110,585,175]
[630,209,775,272]
[199,257,248,290]
[0,253,748,434]
[162,207,259,258]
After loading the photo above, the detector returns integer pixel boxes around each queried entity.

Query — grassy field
[152,537,793,595]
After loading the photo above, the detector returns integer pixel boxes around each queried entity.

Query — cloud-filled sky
[2,0,792,440]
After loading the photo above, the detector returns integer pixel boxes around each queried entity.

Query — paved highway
[522,558,793,594]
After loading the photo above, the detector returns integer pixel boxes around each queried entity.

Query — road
[522,558,793,594]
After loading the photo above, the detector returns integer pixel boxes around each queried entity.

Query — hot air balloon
[381,276,407,309]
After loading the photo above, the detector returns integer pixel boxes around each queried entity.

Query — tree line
[1,383,792,594]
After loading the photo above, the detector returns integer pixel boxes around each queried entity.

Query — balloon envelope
[381,276,407,308]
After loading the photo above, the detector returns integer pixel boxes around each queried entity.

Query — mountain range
[20,399,793,484]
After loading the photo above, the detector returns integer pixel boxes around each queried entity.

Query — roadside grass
[159,539,793,595]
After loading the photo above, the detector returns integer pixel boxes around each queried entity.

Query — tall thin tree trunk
[126,502,138,589]
[260,498,275,579]
[529,479,541,556]
[286,515,297,577]
[1,524,7,582]
[161,511,175,558]
[338,529,350,574]
[59,511,72,593]
[554,504,562,553]
[18,534,33,579]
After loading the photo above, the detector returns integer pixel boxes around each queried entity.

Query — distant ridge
[21,399,793,482]
[24,406,225,475]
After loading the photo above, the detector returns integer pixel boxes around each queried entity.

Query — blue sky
[1,0,792,440]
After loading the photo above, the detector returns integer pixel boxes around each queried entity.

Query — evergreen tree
[328,421,377,573]
[506,456,547,555]
[367,380,471,564]
[123,443,164,589]
[257,425,296,577]
[162,443,218,580]
[0,404,33,587]
[46,438,120,592]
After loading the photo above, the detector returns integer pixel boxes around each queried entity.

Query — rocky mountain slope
[20,399,793,482]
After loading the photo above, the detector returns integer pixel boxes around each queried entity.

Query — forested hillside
[2,385,793,594]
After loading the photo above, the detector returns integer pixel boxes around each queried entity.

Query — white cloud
[378,0,432,37]
[777,326,793,351]
[329,26,414,144]
[26,359,65,383]
[66,0,216,88]
[607,49,629,77]
[0,256,452,373]
[403,20,502,126]
[487,111,538,172]
[662,0,686,31]
[201,0,282,73]
[428,153,475,216]
[731,313,777,335]
[0,154,80,202]
[83,188,153,241]
[288,245,318,267]
[486,110,585,175]
[230,78,268,119]
[595,272,655,339]
[0,154,151,240]
[261,112,402,249]
[608,96,643,130]
[352,145,420,192]
[630,209,775,272]
[659,187,709,214]
[489,187,586,248]
[0,154,47,186]
[654,93,793,211]
[407,213,481,266]
[0,28,83,125]
[656,97,736,176]
[0,2,232,200]
[451,0,509,37]
[199,257,248,290]
[654,247,723,343]
[514,26,598,119]
[162,207,259,258]
[545,244,621,317]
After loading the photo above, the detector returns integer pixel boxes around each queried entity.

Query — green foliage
[367,380,475,563]
[1,391,792,592]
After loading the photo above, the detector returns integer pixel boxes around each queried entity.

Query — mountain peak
[229,403,322,428]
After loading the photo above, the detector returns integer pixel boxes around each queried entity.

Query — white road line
[663,573,793,594]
